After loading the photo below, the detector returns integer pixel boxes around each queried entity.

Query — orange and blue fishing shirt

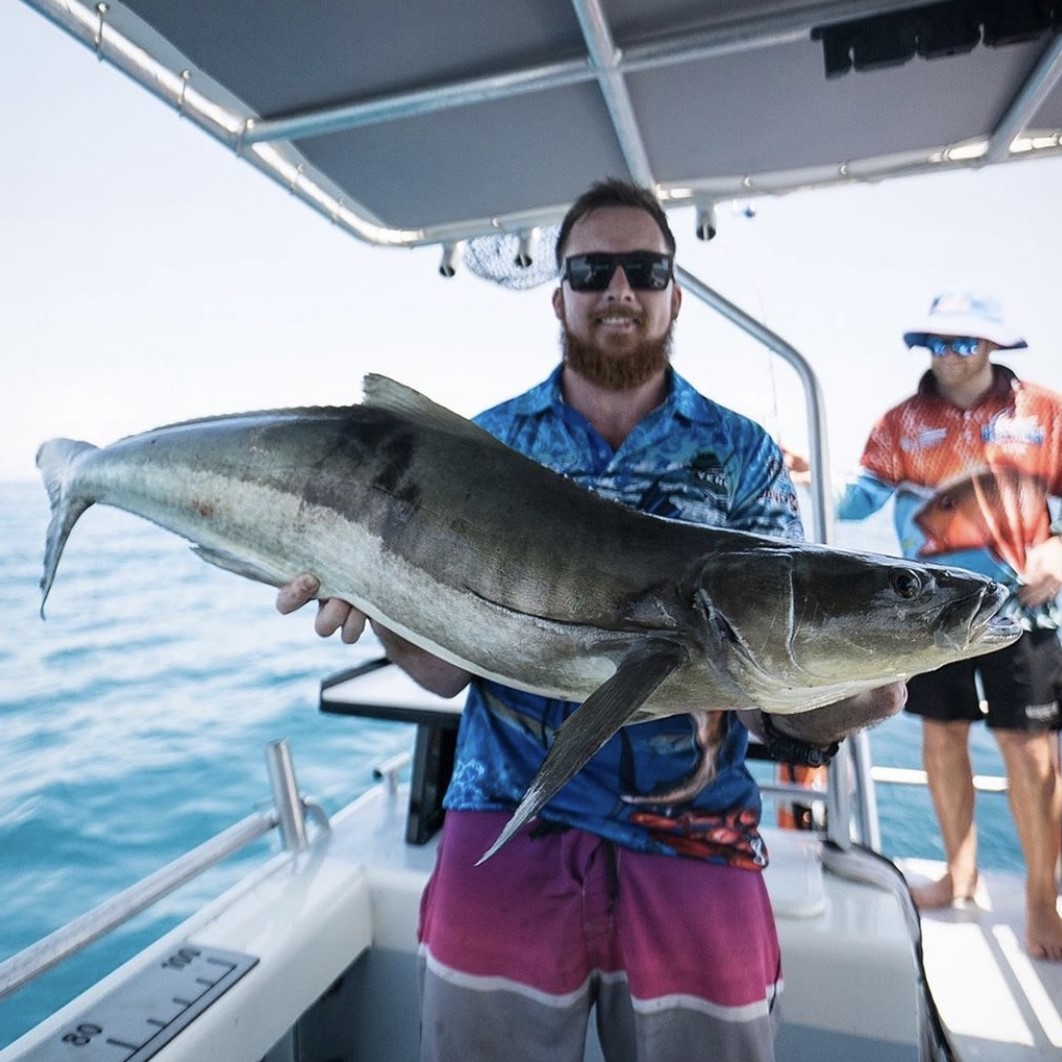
[838,365,1062,630]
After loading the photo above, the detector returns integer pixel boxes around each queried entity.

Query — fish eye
[890,568,925,600]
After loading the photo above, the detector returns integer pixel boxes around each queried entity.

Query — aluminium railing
[0,739,327,1003]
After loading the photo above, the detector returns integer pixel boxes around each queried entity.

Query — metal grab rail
[0,810,276,1002]
[758,780,831,803]
[759,767,1008,806]
[871,765,1008,793]
[373,750,413,794]
[759,756,1006,855]
[0,740,327,1003]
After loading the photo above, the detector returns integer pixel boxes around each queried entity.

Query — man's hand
[781,447,811,488]
[275,573,472,698]
[739,681,907,749]
[275,574,369,644]
[1017,536,1062,609]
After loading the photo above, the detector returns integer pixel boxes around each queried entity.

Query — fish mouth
[973,611,1023,647]
[939,580,1020,649]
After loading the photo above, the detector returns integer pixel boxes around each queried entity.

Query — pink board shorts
[417,810,782,1062]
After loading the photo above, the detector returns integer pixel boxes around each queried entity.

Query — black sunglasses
[562,252,674,292]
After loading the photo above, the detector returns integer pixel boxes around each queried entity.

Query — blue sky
[4,0,1062,484]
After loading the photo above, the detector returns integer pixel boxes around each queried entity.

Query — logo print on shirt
[900,427,948,453]
[689,452,728,498]
[984,414,1044,447]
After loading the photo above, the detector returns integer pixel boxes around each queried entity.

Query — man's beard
[561,320,674,391]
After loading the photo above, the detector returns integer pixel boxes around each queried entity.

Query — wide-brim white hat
[903,292,1027,350]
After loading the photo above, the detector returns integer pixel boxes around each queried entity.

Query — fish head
[691,541,1021,699]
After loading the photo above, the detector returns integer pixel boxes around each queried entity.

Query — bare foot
[1026,902,1062,961]
[910,872,977,910]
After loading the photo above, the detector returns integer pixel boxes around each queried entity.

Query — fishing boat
[2,1,1061,1059]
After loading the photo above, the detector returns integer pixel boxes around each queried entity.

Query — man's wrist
[760,713,840,767]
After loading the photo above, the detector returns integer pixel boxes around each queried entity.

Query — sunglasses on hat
[923,336,982,357]
[562,252,674,292]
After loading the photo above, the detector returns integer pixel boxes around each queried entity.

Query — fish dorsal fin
[362,374,501,446]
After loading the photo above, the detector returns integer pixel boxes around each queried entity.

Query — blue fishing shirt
[443,366,804,867]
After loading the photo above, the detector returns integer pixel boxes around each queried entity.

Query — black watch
[760,713,840,768]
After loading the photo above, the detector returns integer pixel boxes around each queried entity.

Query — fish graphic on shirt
[913,464,1049,574]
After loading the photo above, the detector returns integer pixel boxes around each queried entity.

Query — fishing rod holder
[265,739,330,853]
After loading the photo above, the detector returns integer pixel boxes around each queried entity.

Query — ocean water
[0,481,1021,1047]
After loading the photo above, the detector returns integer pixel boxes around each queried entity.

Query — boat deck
[900,859,1062,1061]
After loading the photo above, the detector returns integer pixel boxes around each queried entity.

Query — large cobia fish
[37,375,1020,858]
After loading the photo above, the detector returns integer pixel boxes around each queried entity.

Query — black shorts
[905,629,1062,732]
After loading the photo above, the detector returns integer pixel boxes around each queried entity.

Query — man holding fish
[277,179,907,1060]
[836,293,1062,962]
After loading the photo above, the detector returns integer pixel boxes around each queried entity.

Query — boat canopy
[22,0,1062,544]
[26,0,1062,258]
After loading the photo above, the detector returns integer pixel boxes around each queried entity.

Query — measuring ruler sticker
[27,942,258,1061]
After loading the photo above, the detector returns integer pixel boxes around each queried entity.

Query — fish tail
[36,439,97,618]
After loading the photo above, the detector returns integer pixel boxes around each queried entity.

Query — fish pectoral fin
[476,638,690,865]
[191,545,289,588]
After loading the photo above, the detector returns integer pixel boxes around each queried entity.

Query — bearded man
[277,178,905,1062]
